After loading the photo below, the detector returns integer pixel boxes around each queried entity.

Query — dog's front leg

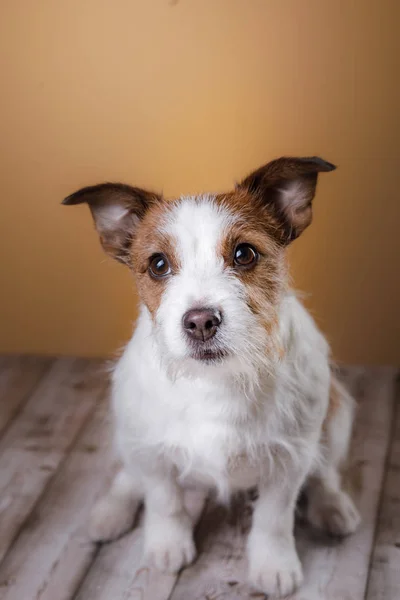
[247,463,307,598]
[142,466,196,573]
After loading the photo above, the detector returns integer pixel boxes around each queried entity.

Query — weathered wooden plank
[170,367,396,600]
[0,355,53,438]
[366,371,400,600]
[0,362,394,600]
[0,396,114,600]
[169,491,254,600]
[75,487,208,600]
[0,357,107,566]
[290,367,396,600]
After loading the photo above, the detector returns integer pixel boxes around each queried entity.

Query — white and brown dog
[64,156,360,598]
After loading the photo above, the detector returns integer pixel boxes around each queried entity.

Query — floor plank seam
[0,383,106,572]
[0,359,55,445]
[70,545,102,600]
[2,360,398,599]
[363,369,400,599]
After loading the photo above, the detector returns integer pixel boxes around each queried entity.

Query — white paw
[89,495,138,542]
[307,490,361,537]
[248,535,303,598]
[144,513,196,573]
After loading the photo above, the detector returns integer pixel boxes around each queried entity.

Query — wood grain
[170,491,255,600]
[287,367,397,600]
[0,357,106,566]
[0,355,53,438]
[75,487,208,600]
[0,395,113,600]
[0,359,398,600]
[365,373,400,600]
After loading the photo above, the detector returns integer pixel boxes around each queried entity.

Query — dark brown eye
[149,254,171,278]
[233,244,258,267]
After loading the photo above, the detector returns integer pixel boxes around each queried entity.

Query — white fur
[90,195,360,597]
[155,197,271,381]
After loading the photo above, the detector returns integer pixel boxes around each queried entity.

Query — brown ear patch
[239,156,336,243]
[63,183,162,264]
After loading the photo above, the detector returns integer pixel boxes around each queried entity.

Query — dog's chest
[144,383,272,490]
[163,414,262,491]
[114,338,286,492]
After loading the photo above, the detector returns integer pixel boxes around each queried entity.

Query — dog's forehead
[163,195,235,261]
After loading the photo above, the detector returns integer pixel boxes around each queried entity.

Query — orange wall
[1,0,399,365]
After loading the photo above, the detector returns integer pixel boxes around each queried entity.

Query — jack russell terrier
[64,156,360,598]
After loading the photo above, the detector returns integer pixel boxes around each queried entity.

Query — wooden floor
[0,357,398,600]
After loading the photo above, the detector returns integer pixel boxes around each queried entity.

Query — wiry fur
[64,156,360,598]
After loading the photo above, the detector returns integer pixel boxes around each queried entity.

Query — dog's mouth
[190,348,228,363]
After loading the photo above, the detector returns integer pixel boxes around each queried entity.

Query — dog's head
[64,157,335,377]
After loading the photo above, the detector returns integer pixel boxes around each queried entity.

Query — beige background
[0,0,399,365]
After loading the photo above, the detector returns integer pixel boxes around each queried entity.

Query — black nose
[182,308,222,342]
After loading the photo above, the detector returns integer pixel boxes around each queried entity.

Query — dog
[63,156,361,598]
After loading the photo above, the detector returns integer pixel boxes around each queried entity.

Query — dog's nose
[182,308,222,342]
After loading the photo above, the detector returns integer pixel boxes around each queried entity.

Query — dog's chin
[190,348,228,365]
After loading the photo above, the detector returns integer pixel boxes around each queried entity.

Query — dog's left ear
[239,156,336,243]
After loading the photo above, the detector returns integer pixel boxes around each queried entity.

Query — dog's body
[114,292,328,498]
[64,157,360,597]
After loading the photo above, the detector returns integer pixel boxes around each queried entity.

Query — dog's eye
[149,254,171,278]
[234,244,258,268]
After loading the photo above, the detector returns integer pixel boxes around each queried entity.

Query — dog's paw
[248,548,303,598]
[307,489,361,537]
[248,532,303,598]
[144,514,196,573]
[89,495,138,542]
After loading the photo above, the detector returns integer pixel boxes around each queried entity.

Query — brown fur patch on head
[216,188,288,355]
[130,200,180,318]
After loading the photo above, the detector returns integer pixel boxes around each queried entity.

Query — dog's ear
[239,156,336,243]
[62,183,161,263]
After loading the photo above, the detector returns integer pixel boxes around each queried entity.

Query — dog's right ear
[62,183,161,264]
